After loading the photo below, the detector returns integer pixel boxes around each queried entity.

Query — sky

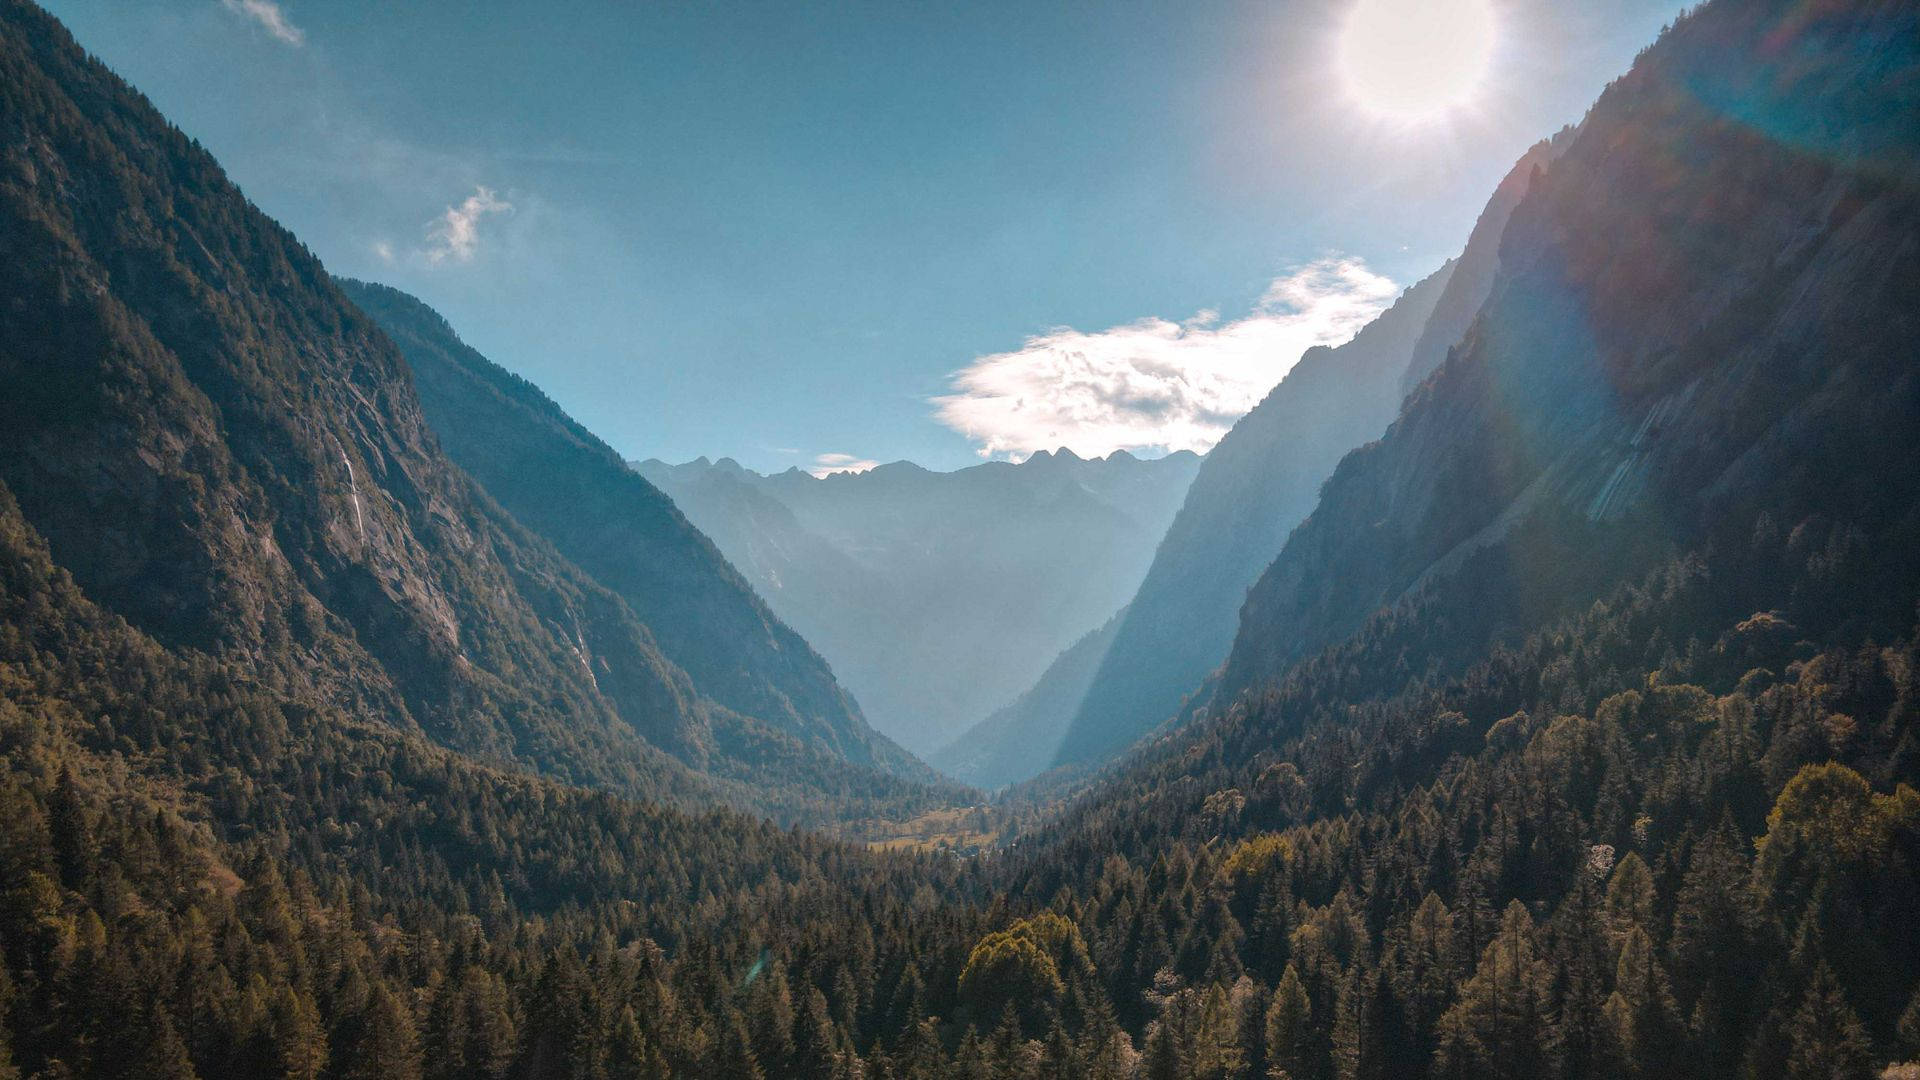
[43,0,1689,473]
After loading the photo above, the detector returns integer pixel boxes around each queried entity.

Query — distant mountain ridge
[638,448,1202,755]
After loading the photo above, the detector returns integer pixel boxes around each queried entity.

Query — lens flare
[1338,0,1498,120]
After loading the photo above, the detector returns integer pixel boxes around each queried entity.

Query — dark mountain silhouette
[639,448,1202,755]
[1218,0,1920,702]
[1055,132,1583,774]
[1398,131,1572,397]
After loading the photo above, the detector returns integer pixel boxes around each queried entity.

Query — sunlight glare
[1338,0,1497,120]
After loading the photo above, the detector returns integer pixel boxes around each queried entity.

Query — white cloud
[932,257,1398,460]
[809,453,881,478]
[371,239,395,264]
[423,186,513,265]
[221,0,305,46]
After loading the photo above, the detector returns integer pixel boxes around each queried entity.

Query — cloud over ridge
[933,257,1397,460]
[809,453,881,477]
[424,186,513,265]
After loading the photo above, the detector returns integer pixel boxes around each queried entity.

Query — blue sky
[45,0,1688,473]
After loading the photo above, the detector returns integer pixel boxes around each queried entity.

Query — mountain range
[636,448,1201,756]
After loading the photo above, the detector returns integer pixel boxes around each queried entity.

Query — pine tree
[793,987,842,1078]
[1329,968,1366,1080]
[341,982,422,1080]
[747,968,796,1077]
[136,1007,200,1080]
[1668,817,1762,1077]
[1604,853,1656,943]
[1398,892,1457,1065]
[47,767,93,891]
[1785,964,1873,1080]
[1142,1015,1186,1080]
[1042,1016,1084,1080]
[991,1003,1041,1080]
[270,986,329,1080]
[1435,901,1548,1080]
[711,1009,765,1080]
[954,1026,994,1080]
[894,1015,946,1079]
[1604,926,1681,1077]
[1265,966,1311,1080]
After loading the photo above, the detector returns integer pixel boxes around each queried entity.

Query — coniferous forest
[3,0,1920,1077]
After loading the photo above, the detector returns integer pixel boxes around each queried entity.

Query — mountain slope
[0,0,945,822]
[1052,261,1456,769]
[339,280,929,781]
[1221,0,1920,703]
[931,605,1129,789]
[639,449,1202,755]
[1398,131,1571,396]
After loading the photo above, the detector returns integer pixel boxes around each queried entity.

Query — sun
[1338,0,1498,120]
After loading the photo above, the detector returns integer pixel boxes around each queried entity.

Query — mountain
[1055,130,1584,774]
[638,448,1203,755]
[930,605,1128,790]
[995,2,1920,1073]
[0,0,946,824]
[1398,130,1572,397]
[1052,261,1456,768]
[1218,0,1920,703]
[337,280,929,782]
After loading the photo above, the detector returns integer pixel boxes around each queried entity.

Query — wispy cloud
[809,453,881,478]
[423,187,513,265]
[932,257,1398,460]
[221,0,305,46]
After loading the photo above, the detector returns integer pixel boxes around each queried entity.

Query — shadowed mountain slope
[1053,260,1457,769]
[1221,0,1920,703]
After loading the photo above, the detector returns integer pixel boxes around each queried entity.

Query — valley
[1,0,1917,1077]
